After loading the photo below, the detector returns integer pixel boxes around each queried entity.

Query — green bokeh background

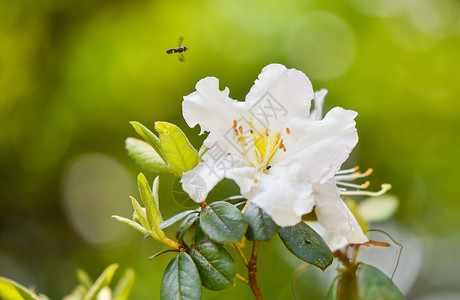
[1,0,459,299]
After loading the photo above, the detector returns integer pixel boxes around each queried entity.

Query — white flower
[180,63,365,245]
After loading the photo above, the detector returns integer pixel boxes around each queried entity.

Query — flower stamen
[340,184,392,196]
[336,166,390,197]
[233,119,239,136]
[279,139,286,152]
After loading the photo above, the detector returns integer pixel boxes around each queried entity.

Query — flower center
[232,119,289,172]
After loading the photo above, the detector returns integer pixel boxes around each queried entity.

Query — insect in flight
[166,36,188,62]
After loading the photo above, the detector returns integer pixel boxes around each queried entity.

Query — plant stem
[236,272,249,285]
[233,243,249,266]
[248,241,264,300]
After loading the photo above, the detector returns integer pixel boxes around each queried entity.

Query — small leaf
[130,121,167,162]
[357,264,404,300]
[177,213,199,241]
[189,227,236,291]
[199,201,248,243]
[159,210,198,230]
[161,253,201,300]
[63,285,86,300]
[326,278,338,300]
[125,138,171,173]
[138,173,162,229]
[130,196,149,230]
[84,264,119,300]
[77,269,92,289]
[244,204,280,241]
[112,268,135,300]
[112,215,149,235]
[0,276,42,300]
[152,176,161,212]
[155,122,199,175]
[279,222,333,270]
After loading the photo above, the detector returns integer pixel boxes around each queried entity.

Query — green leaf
[189,227,236,291]
[159,210,198,230]
[279,222,333,270]
[84,264,119,300]
[244,203,280,241]
[177,213,199,241]
[63,285,86,300]
[152,176,161,212]
[125,138,171,173]
[130,196,149,230]
[357,264,404,300]
[138,173,162,229]
[155,122,199,175]
[130,121,167,163]
[326,278,338,300]
[77,269,92,290]
[161,253,202,300]
[112,268,135,300]
[199,201,248,243]
[112,215,149,235]
[0,276,42,300]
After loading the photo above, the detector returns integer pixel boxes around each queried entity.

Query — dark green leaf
[159,210,198,230]
[176,213,199,241]
[357,264,404,300]
[199,201,248,243]
[279,222,333,270]
[189,227,236,291]
[244,204,280,241]
[161,253,201,300]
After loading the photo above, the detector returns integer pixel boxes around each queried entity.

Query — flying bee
[166,36,188,62]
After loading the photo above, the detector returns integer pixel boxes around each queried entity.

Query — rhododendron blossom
[181,63,367,246]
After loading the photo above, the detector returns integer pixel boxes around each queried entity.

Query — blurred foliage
[1,0,459,299]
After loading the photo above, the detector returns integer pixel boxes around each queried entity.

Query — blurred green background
[1,0,459,299]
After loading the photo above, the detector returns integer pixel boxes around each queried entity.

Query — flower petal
[312,179,368,245]
[183,77,250,148]
[308,221,348,252]
[228,165,315,227]
[245,64,314,130]
[310,89,328,120]
[181,151,249,203]
[277,107,358,184]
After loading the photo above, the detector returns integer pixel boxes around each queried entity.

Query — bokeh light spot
[61,153,135,245]
[284,11,355,81]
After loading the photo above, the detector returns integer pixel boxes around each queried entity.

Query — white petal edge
[277,107,358,184]
[313,179,368,245]
[182,77,250,148]
[245,64,314,128]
